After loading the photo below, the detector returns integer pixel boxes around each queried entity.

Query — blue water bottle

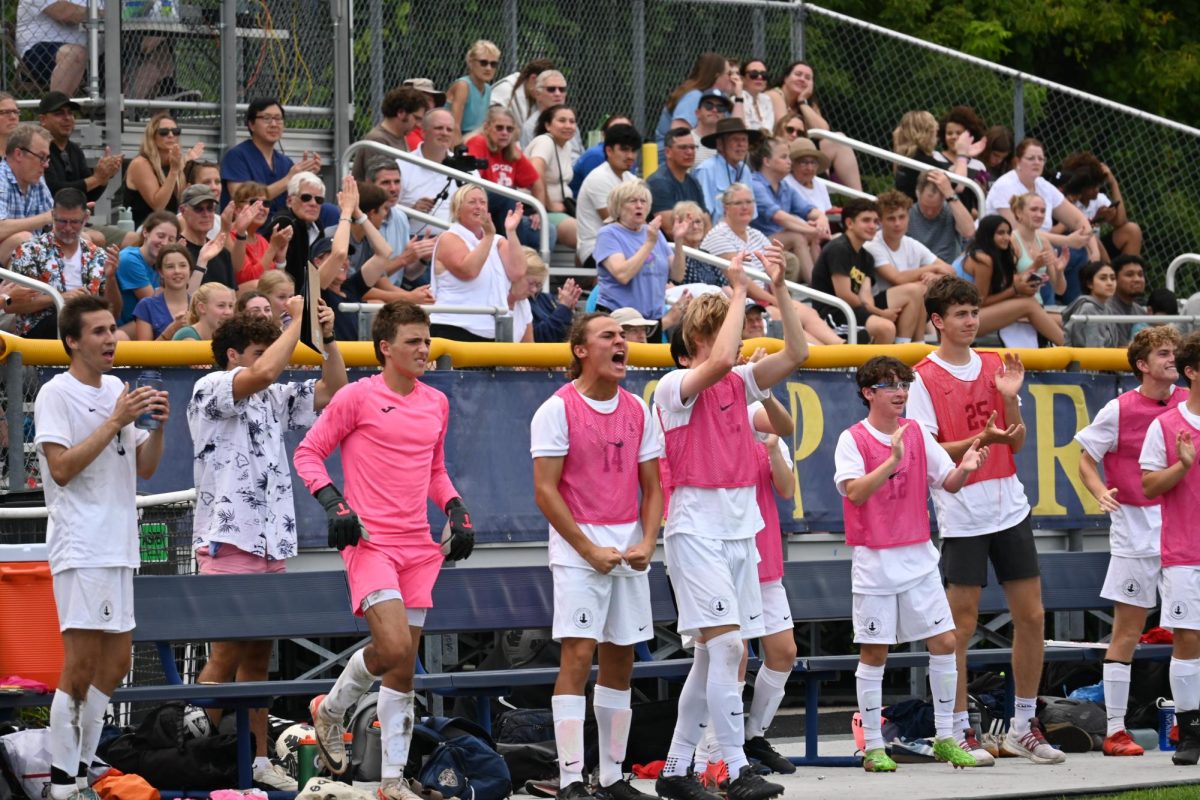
[135,370,164,430]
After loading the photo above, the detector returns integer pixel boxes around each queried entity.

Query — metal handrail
[0,488,198,519]
[1165,254,1200,292]
[815,177,876,201]
[1071,315,1200,325]
[677,245,860,344]
[0,269,65,335]
[339,303,514,342]
[341,141,551,264]
[807,130,986,211]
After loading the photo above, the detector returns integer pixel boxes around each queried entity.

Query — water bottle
[339,732,353,783]
[134,370,164,430]
[1159,697,1177,752]
[297,736,320,788]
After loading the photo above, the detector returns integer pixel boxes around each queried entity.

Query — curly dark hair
[855,356,914,408]
[1176,331,1200,380]
[211,314,282,369]
[924,275,981,321]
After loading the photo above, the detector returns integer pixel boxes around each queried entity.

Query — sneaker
[932,737,977,768]
[1001,719,1067,764]
[308,694,349,776]
[861,748,897,773]
[742,737,795,775]
[1102,730,1144,757]
[956,728,995,766]
[886,738,935,763]
[253,761,298,791]
[654,773,722,800]
[1174,709,1200,766]
[377,777,422,800]
[697,761,729,794]
[593,778,655,800]
[556,781,592,799]
[724,765,783,800]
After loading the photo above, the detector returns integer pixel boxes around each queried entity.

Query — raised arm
[751,243,809,390]
[231,295,305,402]
[676,252,749,403]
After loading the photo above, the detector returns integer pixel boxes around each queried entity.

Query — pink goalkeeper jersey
[294,374,458,540]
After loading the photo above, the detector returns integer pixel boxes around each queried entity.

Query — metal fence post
[369,0,384,127]
[632,0,646,134]
[4,353,25,492]
[792,2,806,61]
[102,0,121,216]
[1013,76,1025,143]
[504,0,519,74]
[220,0,237,156]
[752,7,766,61]
[494,314,514,344]
[332,0,354,181]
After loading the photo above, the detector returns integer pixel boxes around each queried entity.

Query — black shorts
[941,513,1039,587]
[873,289,890,310]
[816,302,871,329]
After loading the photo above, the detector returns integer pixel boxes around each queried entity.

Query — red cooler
[0,543,63,690]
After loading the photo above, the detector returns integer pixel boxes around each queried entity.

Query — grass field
[1082,787,1200,800]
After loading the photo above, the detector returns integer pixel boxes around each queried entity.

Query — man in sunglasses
[518,70,581,157]
[38,91,122,205]
[178,185,237,290]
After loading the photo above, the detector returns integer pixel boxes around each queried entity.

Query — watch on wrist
[322,334,336,344]
[945,194,959,203]
[734,97,744,103]
[234,231,248,241]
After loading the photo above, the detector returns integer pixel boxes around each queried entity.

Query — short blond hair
[606,180,651,220]
[467,39,500,67]
[186,282,234,325]
[256,269,295,297]
[521,246,548,282]
[682,292,731,356]
[449,183,487,219]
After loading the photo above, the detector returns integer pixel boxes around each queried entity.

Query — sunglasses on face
[474,59,499,68]
[870,381,912,392]
[298,193,325,204]
[189,202,217,213]
[491,124,515,132]
[543,86,566,93]
[785,126,804,135]
[745,70,769,80]
[700,101,727,111]
[156,127,181,137]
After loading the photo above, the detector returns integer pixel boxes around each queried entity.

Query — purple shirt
[594,222,673,319]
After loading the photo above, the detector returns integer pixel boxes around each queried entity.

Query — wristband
[945,194,959,203]
[340,216,352,223]
[194,264,208,273]
[353,214,367,225]
[322,334,336,344]
[734,97,744,103]
[234,231,248,241]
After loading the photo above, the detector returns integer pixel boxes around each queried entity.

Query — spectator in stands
[576,123,641,269]
[908,170,974,263]
[505,248,548,342]
[1147,287,1179,316]
[429,184,525,341]
[115,210,178,326]
[1107,255,1149,342]
[980,125,1014,186]
[530,258,581,344]
[445,39,500,140]
[271,170,332,295]
[178,185,238,290]
[257,270,296,324]
[526,104,579,248]
[1010,191,1067,302]
[363,163,436,294]
[740,59,775,132]
[863,190,954,293]
[467,107,551,250]
[183,159,222,239]
[125,112,197,227]
[490,58,554,128]
[767,61,862,190]
[569,114,634,198]
[518,70,574,150]
[16,0,87,94]
[693,118,760,223]
[172,282,235,341]
[936,105,990,200]
[810,198,926,344]
[673,200,714,282]
[400,77,446,144]
[783,136,832,214]
[222,98,321,213]
[648,127,708,235]
[962,214,1064,346]
[0,93,19,156]
[396,109,461,235]
[690,89,732,167]
[231,182,289,289]
[132,243,194,341]
[342,181,390,273]
[1063,261,1122,348]
[892,110,942,201]
[749,137,828,282]
[39,91,121,202]
[0,123,56,262]
[236,291,272,318]
[773,112,805,143]
[319,229,412,343]
[351,86,429,181]
[1057,151,1143,258]
[655,52,742,156]
[8,186,117,338]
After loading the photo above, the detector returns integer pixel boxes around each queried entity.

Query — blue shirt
[0,161,52,222]
[569,143,606,198]
[448,76,492,134]
[750,171,817,237]
[220,139,295,213]
[115,246,158,325]
[647,168,708,218]
[692,156,750,223]
[655,89,702,157]
[132,292,180,339]
[593,223,674,319]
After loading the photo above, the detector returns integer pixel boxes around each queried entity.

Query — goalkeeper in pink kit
[293,301,475,800]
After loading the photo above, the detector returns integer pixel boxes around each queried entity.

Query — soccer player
[653,246,806,800]
[531,312,663,800]
[293,301,476,800]
[835,355,985,772]
[1140,330,1200,766]
[35,294,169,800]
[187,296,347,789]
[907,275,1063,765]
[1076,325,1185,756]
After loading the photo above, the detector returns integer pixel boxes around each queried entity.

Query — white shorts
[52,567,135,633]
[1100,554,1161,609]
[360,589,427,628]
[551,565,653,645]
[665,534,764,639]
[1161,566,1200,631]
[759,579,794,637]
[853,569,954,645]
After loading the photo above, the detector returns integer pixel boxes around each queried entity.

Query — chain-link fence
[0,361,39,494]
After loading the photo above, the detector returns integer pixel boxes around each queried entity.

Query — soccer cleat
[697,761,729,794]
[592,777,656,800]
[1174,709,1200,766]
[956,728,996,766]
[1102,730,1144,756]
[932,737,977,768]
[308,694,349,776]
[742,737,795,775]
[861,748,897,773]
[654,773,723,800]
[377,777,422,800]
[724,765,783,800]
[1001,719,1067,764]
[556,781,592,799]
[254,761,299,791]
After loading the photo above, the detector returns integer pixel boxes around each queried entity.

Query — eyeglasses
[491,124,515,132]
[543,85,566,93]
[785,125,804,135]
[0,109,19,117]
[18,146,50,165]
[700,101,728,111]
[298,193,325,204]
[870,381,912,392]
[725,199,754,207]
[745,70,769,80]
[188,202,217,213]
[52,216,85,227]
[474,59,499,68]
[255,114,285,124]
[155,127,181,137]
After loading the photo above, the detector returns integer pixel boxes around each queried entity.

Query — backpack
[1037,696,1107,752]
[406,717,511,800]
[348,693,380,782]
[102,703,243,790]
[0,729,110,800]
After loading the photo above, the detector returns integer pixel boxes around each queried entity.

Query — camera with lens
[443,145,488,174]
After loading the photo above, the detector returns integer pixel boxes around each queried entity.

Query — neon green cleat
[862,747,897,772]
[933,737,978,768]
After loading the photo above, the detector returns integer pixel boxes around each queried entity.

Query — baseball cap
[310,237,356,260]
[609,307,656,328]
[745,298,768,313]
[38,91,80,114]
[181,184,219,207]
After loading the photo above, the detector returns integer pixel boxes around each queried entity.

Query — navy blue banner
[39,365,1131,549]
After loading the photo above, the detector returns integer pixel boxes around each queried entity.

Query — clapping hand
[557,278,582,309]
[982,410,1024,447]
[889,423,907,468]
[1094,486,1120,513]
[645,215,663,245]
[1178,431,1196,469]
[960,438,988,472]
[995,352,1025,398]
[505,202,525,234]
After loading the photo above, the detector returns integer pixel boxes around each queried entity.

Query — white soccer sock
[954,710,970,736]
[552,694,586,787]
[745,667,790,740]
[693,722,718,773]
[664,642,710,777]
[593,686,631,788]
[855,662,886,752]
[253,755,271,771]
[49,690,83,799]
[705,631,748,775]
[77,686,110,775]
[895,337,912,344]
[322,649,379,720]
[1012,696,1037,734]
[377,686,415,780]
[1103,661,1132,736]
[1172,657,1200,713]
[927,654,958,741]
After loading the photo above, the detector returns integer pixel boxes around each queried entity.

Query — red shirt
[236,233,271,285]
[465,135,539,189]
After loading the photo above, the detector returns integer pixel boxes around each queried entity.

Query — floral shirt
[187,367,319,560]
[9,231,107,336]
